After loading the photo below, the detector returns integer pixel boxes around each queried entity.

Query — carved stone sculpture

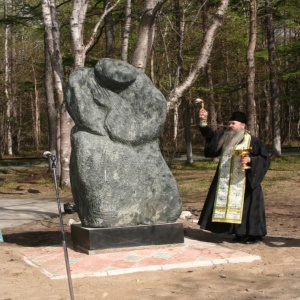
[65,58,182,228]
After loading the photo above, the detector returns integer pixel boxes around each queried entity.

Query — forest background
[0,0,299,187]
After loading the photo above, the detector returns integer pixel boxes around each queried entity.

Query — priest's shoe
[231,235,244,243]
[242,236,262,244]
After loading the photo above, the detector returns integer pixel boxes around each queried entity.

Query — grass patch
[0,167,54,195]
[269,155,300,170]
[0,158,46,167]
[0,155,299,201]
[171,160,218,194]
[171,160,219,172]
[172,155,300,197]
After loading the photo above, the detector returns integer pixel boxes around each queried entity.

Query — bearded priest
[198,108,270,244]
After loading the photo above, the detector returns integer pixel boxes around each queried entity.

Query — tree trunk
[0,111,4,157]
[246,0,257,135]
[262,80,271,143]
[203,2,217,130]
[104,0,115,57]
[11,0,19,154]
[173,103,179,148]
[4,0,13,156]
[121,0,132,62]
[183,97,193,164]
[297,107,300,138]
[60,105,73,187]
[205,63,217,130]
[70,0,89,68]
[32,64,41,151]
[266,0,281,157]
[44,37,57,158]
[42,0,72,185]
[150,47,155,82]
[71,0,121,68]
[131,0,166,71]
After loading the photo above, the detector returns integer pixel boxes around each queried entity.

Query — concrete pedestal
[71,222,184,254]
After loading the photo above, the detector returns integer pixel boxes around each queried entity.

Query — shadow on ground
[184,227,300,248]
[3,230,71,247]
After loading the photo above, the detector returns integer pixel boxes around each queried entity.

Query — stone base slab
[71,222,184,254]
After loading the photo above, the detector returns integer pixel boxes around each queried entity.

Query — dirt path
[1,158,300,300]
[1,196,300,300]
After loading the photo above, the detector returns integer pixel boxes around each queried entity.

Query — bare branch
[167,0,230,110]
[85,0,121,53]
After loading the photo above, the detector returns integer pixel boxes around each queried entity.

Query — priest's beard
[217,127,246,151]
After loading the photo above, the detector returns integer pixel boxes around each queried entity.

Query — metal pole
[48,154,75,300]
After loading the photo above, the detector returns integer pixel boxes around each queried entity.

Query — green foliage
[0,0,300,156]
[255,49,269,60]
[282,71,300,81]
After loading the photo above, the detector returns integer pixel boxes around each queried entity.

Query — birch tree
[121,0,131,62]
[4,0,13,155]
[70,0,121,68]
[41,0,73,186]
[10,0,20,154]
[131,0,167,71]
[246,0,257,135]
[167,0,230,109]
[31,56,41,151]
[44,37,57,158]
[203,1,217,131]
[265,0,281,157]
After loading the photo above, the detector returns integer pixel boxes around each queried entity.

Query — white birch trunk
[173,103,179,148]
[131,0,166,72]
[266,0,281,157]
[32,59,41,150]
[44,40,57,158]
[4,0,13,155]
[70,0,89,68]
[121,0,132,62]
[71,0,121,68]
[42,0,73,185]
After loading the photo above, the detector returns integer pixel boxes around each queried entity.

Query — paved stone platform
[21,237,260,280]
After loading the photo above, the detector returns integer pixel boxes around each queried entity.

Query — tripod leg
[50,157,75,300]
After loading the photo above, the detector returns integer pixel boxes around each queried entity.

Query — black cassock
[198,126,270,237]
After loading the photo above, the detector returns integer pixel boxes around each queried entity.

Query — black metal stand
[49,155,75,300]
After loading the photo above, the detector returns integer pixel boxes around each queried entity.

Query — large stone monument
[65,58,183,253]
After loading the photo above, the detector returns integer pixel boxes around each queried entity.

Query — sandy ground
[1,157,300,300]
[1,184,300,300]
